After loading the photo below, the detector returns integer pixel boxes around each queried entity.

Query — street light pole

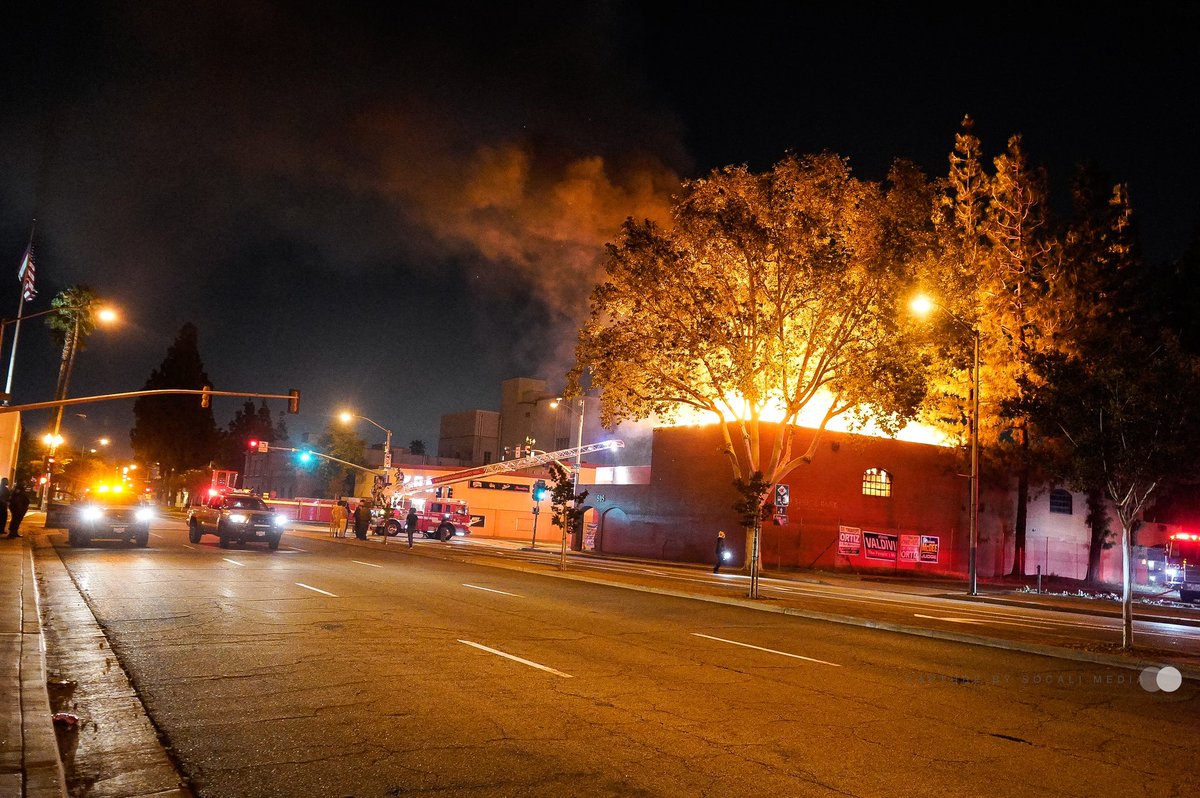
[339,412,394,544]
[561,397,586,571]
[912,294,980,596]
[968,329,980,597]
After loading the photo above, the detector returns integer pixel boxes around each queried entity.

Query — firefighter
[352,502,372,540]
[405,506,418,547]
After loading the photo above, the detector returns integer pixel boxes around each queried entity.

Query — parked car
[188,491,288,549]
[67,484,154,547]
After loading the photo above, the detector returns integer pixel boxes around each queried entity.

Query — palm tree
[45,285,104,436]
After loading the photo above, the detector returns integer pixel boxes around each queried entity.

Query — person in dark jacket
[6,483,29,539]
[352,502,372,540]
[0,477,10,537]
[713,530,727,574]
[405,507,419,548]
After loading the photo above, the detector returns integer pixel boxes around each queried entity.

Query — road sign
[774,483,790,506]
[257,441,269,453]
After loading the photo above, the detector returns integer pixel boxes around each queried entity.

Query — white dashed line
[296,583,338,597]
[463,584,522,597]
[692,633,841,667]
[458,640,573,678]
[180,544,196,550]
[352,560,382,568]
[222,558,245,567]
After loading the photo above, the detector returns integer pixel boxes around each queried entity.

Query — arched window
[1049,489,1073,515]
[862,468,892,498]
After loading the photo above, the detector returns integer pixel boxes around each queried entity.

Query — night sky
[2,4,1197,458]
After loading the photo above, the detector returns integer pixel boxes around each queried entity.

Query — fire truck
[1165,531,1200,603]
[371,440,625,541]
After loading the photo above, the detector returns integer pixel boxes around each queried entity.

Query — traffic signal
[446,487,453,498]
[288,389,300,414]
[297,449,314,465]
[533,479,548,501]
[201,385,211,408]
[435,487,443,498]
[248,439,259,450]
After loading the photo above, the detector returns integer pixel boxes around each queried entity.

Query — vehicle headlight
[81,506,103,521]
[274,514,288,527]
[228,513,248,524]
[135,508,155,522]
[443,514,451,520]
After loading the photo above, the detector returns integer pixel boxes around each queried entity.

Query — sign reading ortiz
[838,525,862,556]
[919,535,940,563]
[899,534,921,563]
[863,531,899,561]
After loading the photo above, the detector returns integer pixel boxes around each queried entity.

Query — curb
[18,538,68,798]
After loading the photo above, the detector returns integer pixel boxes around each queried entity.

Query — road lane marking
[458,640,573,678]
[180,544,196,550]
[691,633,841,667]
[463,584,522,597]
[912,609,1056,628]
[296,583,338,597]
[352,560,383,568]
[222,558,245,567]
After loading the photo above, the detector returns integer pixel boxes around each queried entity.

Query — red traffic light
[248,439,259,450]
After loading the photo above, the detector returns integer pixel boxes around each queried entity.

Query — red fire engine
[1165,532,1200,603]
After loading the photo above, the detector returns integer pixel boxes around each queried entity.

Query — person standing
[352,502,372,540]
[329,501,347,538]
[337,501,349,538]
[713,530,727,574]
[0,478,11,538]
[6,482,29,539]
[405,506,418,548]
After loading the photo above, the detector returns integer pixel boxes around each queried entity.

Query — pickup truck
[188,491,287,550]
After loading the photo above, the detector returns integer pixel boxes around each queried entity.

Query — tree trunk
[1009,466,1029,577]
[747,517,763,599]
[1120,517,1133,650]
[1084,489,1108,586]
[51,319,80,436]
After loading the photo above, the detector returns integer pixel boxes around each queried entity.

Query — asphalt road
[40,518,1200,798]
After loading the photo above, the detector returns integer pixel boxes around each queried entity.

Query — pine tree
[980,134,1058,578]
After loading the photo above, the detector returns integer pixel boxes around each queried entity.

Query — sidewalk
[0,520,67,797]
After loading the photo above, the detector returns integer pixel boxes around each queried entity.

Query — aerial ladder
[387,439,625,498]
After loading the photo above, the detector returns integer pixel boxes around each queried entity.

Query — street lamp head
[909,294,934,317]
[43,433,63,446]
[338,411,354,424]
[95,307,118,324]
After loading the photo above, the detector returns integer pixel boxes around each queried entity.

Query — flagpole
[5,221,36,405]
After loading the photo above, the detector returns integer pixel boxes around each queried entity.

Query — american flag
[17,246,36,301]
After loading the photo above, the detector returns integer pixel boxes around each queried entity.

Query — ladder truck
[373,440,624,540]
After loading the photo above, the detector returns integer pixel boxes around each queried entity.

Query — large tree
[315,425,367,499]
[217,400,289,470]
[1020,334,1200,648]
[938,125,1063,579]
[571,153,936,596]
[130,323,220,501]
